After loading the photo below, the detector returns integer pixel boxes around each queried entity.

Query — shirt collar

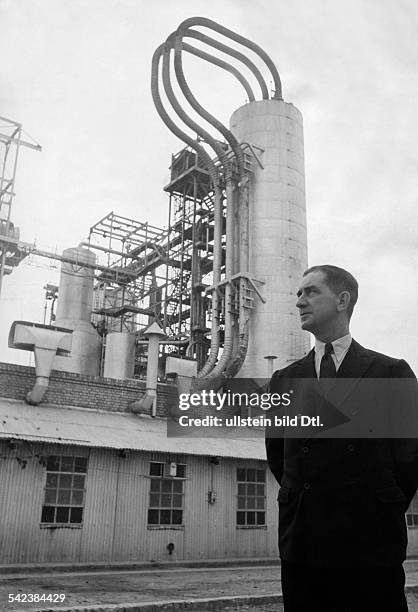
[315,333,352,364]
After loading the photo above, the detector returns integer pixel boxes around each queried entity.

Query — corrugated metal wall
[0,440,279,564]
[79,448,118,561]
[0,443,88,563]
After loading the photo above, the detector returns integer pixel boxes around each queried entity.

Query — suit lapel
[286,343,377,441]
[328,340,376,408]
[287,350,319,442]
[336,340,374,378]
[290,340,375,381]
[299,341,376,440]
[292,349,316,378]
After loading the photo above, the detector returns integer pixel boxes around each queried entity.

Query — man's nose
[296,294,306,309]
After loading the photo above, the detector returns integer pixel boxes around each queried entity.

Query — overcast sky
[0,0,417,372]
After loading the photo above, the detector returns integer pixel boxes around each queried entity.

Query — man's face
[296,270,340,334]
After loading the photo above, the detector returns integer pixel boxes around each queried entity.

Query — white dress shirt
[314,333,352,379]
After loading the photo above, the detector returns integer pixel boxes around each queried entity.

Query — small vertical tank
[103,331,136,379]
[230,99,310,377]
[54,246,100,375]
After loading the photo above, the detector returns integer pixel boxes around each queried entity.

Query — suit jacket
[265,340,418,567]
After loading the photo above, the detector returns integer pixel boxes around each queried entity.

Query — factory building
[0,20,293,565]
[0,364,278,564]
[1,17,417,566]
[1,363,417,565]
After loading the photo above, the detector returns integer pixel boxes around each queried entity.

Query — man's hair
[303,265,359,319]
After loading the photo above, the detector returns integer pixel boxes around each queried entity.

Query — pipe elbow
[130,393,156,416]
[25,378,50,406]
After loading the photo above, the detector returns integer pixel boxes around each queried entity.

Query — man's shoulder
[354,341,415,376]
[270,351,313,381]
[358,344,398,363]
[270,341,416,382]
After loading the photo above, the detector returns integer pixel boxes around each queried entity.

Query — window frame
[147,461,186,529]
[236,466,267,529]
[407,492,418,528]
[40,454,88,528]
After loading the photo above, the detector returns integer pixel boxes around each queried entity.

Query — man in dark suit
[265,265,418,611]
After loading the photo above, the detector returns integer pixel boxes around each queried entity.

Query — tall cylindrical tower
[54,246,100,375]
[230,99,310,377]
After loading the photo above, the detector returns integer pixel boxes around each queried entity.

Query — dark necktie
[319,342,337,379]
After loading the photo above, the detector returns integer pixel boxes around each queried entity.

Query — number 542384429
[8,593,66,603]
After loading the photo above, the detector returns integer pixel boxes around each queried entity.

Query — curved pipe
[26,377,49,406]
[182,42,255,102]
[152,45,214,170]
[177,16,282,99]
[171,37,240,378]
[196,186,223,377]
[170,29,251,381]
[173,32,250,276]
[174,32,248,265]
[174,24,264,273]
[206,182,235,377]
[191,306,250,390]
[173,35,245,178]
[226,278,251,378]
[162,39,238,378]
[162,40,228,166]
[8,321,72,405]
[161,42,225,375]
[152,18,275,385]
[151,44,223,376]
[182,30,266,100]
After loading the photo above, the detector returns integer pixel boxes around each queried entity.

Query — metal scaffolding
[86,213,166,327]
[82,138,262,376]
[84,148,227,373]
[163,147,223,368]
[0,116,41,296]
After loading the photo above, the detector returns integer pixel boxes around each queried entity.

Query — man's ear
[336,290,351,313]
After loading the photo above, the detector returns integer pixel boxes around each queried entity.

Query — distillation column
[231,99,310,377]
[54,246,100,375]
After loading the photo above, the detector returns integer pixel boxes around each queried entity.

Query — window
[236,467,266,526]
[148,462,185,526]
[41,455,87,525]
[407,492,418,528]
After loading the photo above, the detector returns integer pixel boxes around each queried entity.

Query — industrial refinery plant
[2,17,309,390]
[0,17,417,567]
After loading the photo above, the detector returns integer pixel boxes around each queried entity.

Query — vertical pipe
[163,193,172,332]
[143,327,165,416]
[264,355,278,379]
[238,177,250,274]
[208,180,234,376]
[178,198,185,335]
[191,174,198,350]
[197,185,222,377]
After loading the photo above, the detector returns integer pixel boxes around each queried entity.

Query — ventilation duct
[8,321,72,405]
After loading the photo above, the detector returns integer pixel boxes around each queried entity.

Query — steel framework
[81,137,260,376]
[0,116,41,296]
[84,154,222,372]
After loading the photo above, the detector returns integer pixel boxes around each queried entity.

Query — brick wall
[0,362,177,416]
